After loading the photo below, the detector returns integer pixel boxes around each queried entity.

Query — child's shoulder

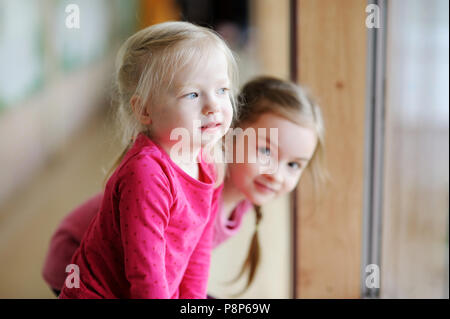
[110,148,173,199]
[115,134,170,182]
[118,148,166,179]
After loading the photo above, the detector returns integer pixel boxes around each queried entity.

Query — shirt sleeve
[117,155,173,298]
[42,193,103,291]
[178,203,217,299]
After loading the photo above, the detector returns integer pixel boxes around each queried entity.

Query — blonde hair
[105,21,238,184]
[231,76,326,294]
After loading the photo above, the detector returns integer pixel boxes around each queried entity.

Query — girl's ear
[130,95,152,125]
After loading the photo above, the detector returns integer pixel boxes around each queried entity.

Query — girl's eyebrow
[259,135,310,161]
[294,157,310,162]
[171,85,196,96]
[215,78,230,86]
[258,134,278,149]
[173,84,196,92]
[178,78,230,89]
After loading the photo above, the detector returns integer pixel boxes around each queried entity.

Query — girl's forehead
[244,112,290,129]
[249,113,318,158]
[172,49,230,85]
[247,111,314,132]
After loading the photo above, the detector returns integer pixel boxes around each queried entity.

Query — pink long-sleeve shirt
[43,186,252,295]
[43,165,252,295]
[58,133,217,299]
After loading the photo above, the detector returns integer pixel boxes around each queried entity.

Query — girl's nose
[263,168,284,184]
[202,95,220,115]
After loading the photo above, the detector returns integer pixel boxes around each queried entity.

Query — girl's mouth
[254,180,277,194]
[201,122,221,132]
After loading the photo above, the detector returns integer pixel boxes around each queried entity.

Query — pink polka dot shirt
[59,133,217,299]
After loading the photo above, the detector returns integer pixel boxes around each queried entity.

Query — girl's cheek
[287,176,302,192]
[234,163,258,191]
[248,161,262,177]
[224,103,233,123]
[224,114,233,131]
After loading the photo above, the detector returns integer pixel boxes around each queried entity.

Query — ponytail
[229,205,263,295]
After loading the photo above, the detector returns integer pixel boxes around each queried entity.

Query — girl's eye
[288,162,301,170]
[258,147,271,156]
[185,92,199,99]
[217,88,228,95]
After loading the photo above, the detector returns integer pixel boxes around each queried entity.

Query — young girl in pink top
[45,76,325,297]
[57,21,238,299]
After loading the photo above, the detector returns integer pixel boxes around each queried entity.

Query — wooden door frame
[292,0,368,298]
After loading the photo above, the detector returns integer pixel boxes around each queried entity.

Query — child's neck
[177,160,200,180]
[158,140,202,180]
[171,149,201,181]
[222,176,247,220]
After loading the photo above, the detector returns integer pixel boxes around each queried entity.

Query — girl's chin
[248,193,274,206]
[200,134,221,147]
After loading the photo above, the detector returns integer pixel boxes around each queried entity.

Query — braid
[229,205,262,296]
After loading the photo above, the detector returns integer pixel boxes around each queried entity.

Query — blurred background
[0,0,448,299]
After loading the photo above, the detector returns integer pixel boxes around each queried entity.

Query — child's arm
[178,164,220,299]
[42,193,103,291]
[178,207,216,299]
[117,156,172,298]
